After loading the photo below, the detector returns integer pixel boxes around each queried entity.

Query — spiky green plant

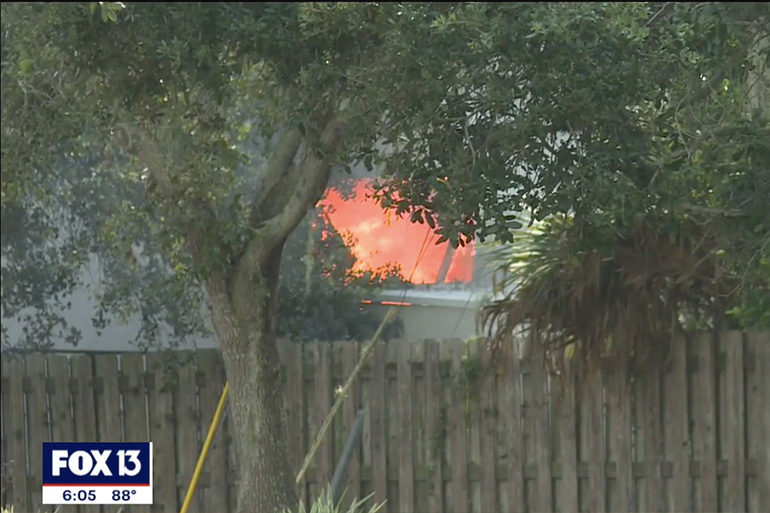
[283,488,385,513]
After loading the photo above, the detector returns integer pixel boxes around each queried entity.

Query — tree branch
[249,129,303,226]
[646,3,672,27]
[235,117,344,281]
[683,204,745,218]
[252,162,306,223]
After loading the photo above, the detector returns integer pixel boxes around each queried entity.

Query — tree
[2,3,768,511]
[480,3,770,371]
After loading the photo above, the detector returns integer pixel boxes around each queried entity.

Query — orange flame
[319,180,474,284]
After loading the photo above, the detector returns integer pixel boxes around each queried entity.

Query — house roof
[370,287,482,308]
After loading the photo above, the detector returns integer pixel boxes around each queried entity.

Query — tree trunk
[200,117,341,512]
[224,332,296,512]
[207,246,298,513]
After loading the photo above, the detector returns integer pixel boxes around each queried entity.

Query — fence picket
[370,341,388,509]
[746,332,769,513]
[145,353,179,513]
[120,354,148,443]
[331,343,344,496]
[25,354,48,510]
[411,340,428,513]
[465,340,481,513]
[579,365,605,513]
[1,355,28,512]
[47,356,74,443]
[449,340,469,513]
[318,343,334,496]
[502,343,525,513]
[524,346,552,513]
[93,355,122,441]
[606,353,631,513]
[720,331,745,512]
[634,367,661,513]
[286,342,305,501]
[45,356,79,513]
[662,337,689,512]
[397,340,415,513]
[174,355,200,513]
[341,341,362,505]
[424,340,444,513]
[384,340,399,512]
[69,355,100,513]
[477,342,498,513]
[552,364,578,513]
[690,333,718,512]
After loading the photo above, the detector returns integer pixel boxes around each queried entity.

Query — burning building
[318,176,489,341]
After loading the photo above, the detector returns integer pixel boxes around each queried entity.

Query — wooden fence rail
[1,332,768,513]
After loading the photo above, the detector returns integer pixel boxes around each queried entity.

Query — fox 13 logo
[42,442,153,504]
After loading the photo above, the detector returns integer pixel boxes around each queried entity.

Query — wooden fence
[1,332,768,513]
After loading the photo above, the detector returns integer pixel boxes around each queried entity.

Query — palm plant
[480,214,735,374]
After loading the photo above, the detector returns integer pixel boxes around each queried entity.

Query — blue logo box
[43,442,151,486]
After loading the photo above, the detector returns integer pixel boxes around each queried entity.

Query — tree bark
[206,245,298,513]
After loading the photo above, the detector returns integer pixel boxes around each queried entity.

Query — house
[1,164,504,352]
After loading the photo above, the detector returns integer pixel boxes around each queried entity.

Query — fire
[319,180,474,284]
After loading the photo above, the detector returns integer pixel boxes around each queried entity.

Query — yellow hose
[179,382,229,513]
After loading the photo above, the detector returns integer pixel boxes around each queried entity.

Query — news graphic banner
[42,442,153,505]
